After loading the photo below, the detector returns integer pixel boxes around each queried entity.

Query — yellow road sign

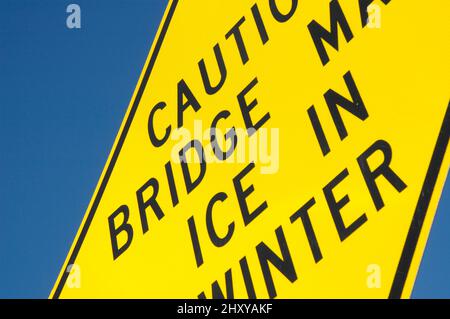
[51,0,450,299]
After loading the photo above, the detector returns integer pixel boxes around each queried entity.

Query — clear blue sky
[0,0,448,298]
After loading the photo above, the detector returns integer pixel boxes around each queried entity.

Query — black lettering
[198,43,227,95]
[148,102,171,148]
[177,79,201,128]
[237,77,270,136]
[240,256,257,299]
[233,162,268,226]
[179,139,207,194]
[108,205,134,260]
[308,105,331,156]
[325,71,368,140]
[206,192,235,247]
[199,269,234,299]
[210,110,238,161]
[251,3,269,44]
[357,139,407,211]
[225,17,249,65]
[256,226,297,299]
[290,198,323,263]
[308,0,354,66]
[323,168,368,241]
[188,215,204,267]
[269,0,298,22]
[165,161,179,207]
[136,177,165,234]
